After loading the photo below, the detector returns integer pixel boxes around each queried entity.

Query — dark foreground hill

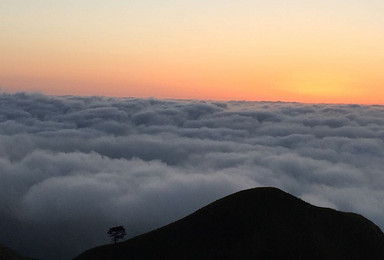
[0,244,39,260]
[0,244,23,260]
[73,187,384,260]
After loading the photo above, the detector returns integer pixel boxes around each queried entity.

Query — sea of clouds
[1,92,384,259]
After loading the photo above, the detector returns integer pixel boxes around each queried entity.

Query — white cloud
[1,93,384,259]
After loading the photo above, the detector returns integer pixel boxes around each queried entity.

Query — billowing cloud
[1,92,384,259]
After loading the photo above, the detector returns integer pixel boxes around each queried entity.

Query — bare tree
[107,226,127,244]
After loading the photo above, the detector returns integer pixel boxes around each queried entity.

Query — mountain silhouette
[0,244,39,260]
[73,187,384,259]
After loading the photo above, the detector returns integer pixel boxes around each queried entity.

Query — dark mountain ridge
[0,244,23,260]
[73,187,384,259]
[0,244,38,260]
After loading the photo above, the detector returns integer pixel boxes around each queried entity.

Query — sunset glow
[1,1,383,104]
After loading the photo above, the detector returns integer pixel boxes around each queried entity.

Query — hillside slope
[73,187,384,260]
[0,244,28,260]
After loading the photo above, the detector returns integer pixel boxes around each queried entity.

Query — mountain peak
[74,187,384,260]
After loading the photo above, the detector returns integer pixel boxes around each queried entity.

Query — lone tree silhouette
[107,226,127,244]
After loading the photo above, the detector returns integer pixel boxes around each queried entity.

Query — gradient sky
[1,0,383,104]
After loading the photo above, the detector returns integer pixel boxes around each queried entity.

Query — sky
[1,93,384,260]
[1,1,384,104]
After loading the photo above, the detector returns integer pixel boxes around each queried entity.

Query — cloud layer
[1,93,384,259]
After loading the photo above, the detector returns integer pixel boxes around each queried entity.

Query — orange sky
[1,1,383,104]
